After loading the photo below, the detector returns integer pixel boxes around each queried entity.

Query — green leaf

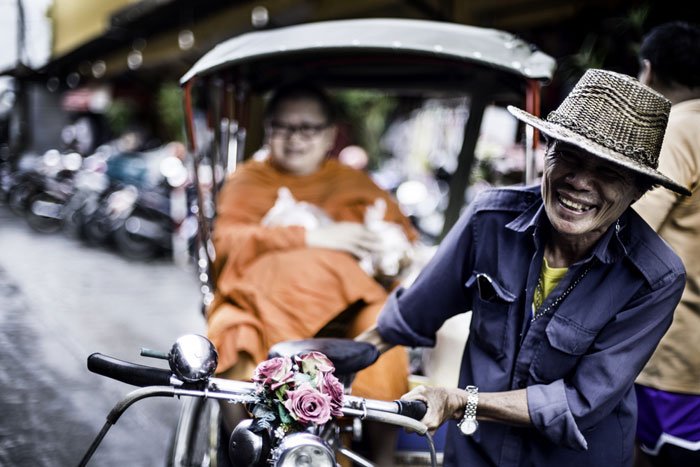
[252,403,277,423]
[275,386,288,400]
[278,403,294,424]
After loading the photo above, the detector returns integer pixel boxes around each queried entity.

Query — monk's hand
[401,385,466,435]
[306,222,381,258]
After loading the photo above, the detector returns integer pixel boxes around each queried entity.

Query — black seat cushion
[268,338,379,376]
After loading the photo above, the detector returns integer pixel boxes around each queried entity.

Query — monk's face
[266,97,337,175]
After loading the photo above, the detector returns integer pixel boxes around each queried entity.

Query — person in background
[207,82,417,463]
[356,69,690,467]
[633,21,700,467]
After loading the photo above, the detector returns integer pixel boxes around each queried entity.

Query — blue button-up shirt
[378,185,685,467]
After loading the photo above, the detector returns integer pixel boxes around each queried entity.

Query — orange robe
[207,158,416,400]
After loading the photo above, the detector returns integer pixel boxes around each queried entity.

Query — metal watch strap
[458,385,479,434]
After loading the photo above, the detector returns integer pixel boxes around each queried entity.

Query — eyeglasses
[267,121,330,139]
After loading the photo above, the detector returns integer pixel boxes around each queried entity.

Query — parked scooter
[25,150,83,233]
[79,334,434,467]
[79,144,196,260]
[5,153,46,216]
[112,154,194,260]
[61,147,112,239]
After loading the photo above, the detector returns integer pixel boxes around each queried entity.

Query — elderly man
[357,69,690,467]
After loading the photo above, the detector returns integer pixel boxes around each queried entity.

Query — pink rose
[284,383,332,425]
[253,357,294,390]
[318,372,344,417]
[297,351,334,376]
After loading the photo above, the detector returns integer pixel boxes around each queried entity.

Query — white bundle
[262,187,413,281]
[358,198,413,279]
[261,187,332,230]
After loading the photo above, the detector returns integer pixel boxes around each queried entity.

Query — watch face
[459,418,478,436]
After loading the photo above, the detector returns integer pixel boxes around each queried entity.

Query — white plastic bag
[358,198,413,279]
[261,187,332,230]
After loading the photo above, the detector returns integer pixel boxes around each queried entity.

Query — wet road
[0,206,205,467]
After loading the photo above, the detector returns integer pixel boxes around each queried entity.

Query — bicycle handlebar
[395,399,428,421]
[88,353,175,387]
[83,342,436,467]
[87,351,428,429]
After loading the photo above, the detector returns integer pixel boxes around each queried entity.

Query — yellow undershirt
[533,257,569,311]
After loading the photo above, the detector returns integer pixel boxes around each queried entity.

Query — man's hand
[401,385,466,434]
[400,386,532,435]
[305,221,381,258]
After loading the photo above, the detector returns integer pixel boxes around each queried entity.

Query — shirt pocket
[529,313,598,383]
[465,272,516,359]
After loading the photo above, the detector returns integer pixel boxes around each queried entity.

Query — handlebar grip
[87,353,173,387]
[395,399,428,421]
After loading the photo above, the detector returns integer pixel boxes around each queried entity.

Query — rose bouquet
[249,351,345,436]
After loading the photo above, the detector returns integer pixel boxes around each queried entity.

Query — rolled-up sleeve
[377,290,437,347]
[528,379,588,450]
[527,270,685,449]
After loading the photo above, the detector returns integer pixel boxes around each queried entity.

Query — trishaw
[80,17,556,467]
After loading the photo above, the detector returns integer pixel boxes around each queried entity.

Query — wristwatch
[457,385,479,436]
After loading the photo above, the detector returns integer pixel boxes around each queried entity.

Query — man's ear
[638,59,654,87]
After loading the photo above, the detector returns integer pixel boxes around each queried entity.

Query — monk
[207,83,416,404]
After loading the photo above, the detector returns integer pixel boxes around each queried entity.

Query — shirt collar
[506,196,629,264]
[588,214,628,264]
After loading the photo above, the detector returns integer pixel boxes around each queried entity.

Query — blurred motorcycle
[5,153,45,216]
[61,148,112,239]
[80,144,196,261]
[25,150,83,233]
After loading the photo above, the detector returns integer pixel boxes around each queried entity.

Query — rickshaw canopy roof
[180,18,556,87]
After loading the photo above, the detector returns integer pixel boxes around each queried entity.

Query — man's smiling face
[541,141,642,241]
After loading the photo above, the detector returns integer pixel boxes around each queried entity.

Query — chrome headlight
[275,433,335,467]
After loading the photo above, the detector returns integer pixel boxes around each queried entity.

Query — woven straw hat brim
[507,106,690,196]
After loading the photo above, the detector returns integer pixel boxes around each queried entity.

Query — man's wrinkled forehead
[547,140,613,167]
[545,139,639,181]
[545,139,588,158]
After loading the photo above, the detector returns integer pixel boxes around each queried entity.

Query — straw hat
[508,69,690,195]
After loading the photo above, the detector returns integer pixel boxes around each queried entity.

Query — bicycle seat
[268,338,379,377]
